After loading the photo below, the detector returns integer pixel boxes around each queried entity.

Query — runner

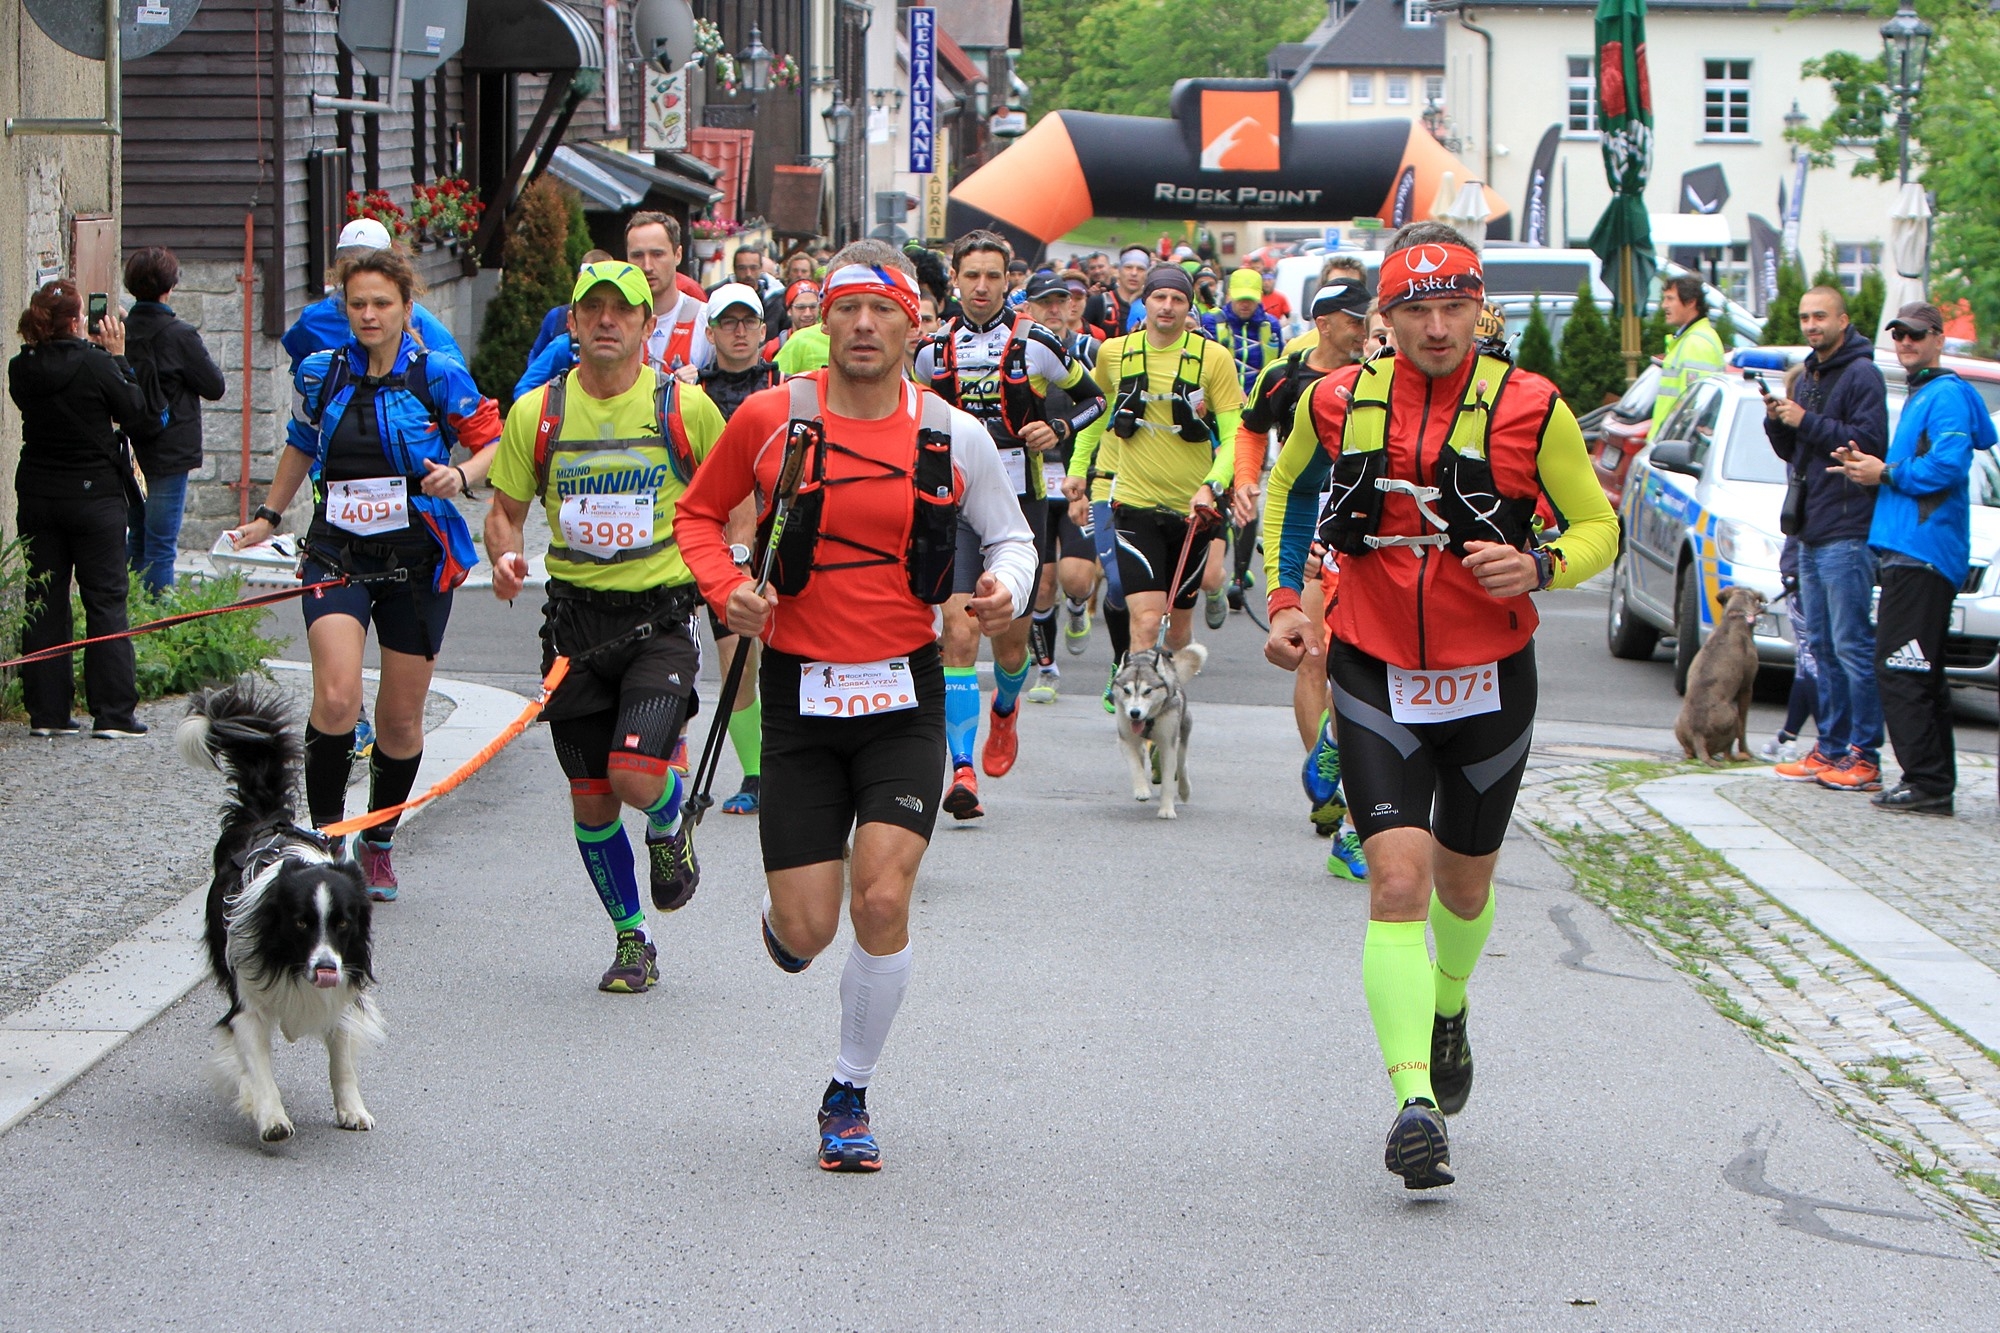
[484,260,728,994]
[516,212,714,396]
[1065,263,1242,669]
[1283,255,1368,356]
[677,242,1037,1171]
[1201,267,1287,627]
[698,283,785,814]
[226,245,501,900]
[1085,247,1150,337]
[1019,271,1103,702]
[761,280,821,363]
[913,231,1102,818]
[280,218,462,371]
[1245,278,1375,878]
[1263,224,1617,1189]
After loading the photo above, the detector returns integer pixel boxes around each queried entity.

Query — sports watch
[1532,547,1556,592]
[729,543,752,567]
[253,504,285,530]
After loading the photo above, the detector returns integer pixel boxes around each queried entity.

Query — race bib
[325,478,408,536]
[999,446,1028,495]
[1387,661,1501,724]
[1043,460,1069,494]
[559,493,653,560]
[799,657,918,718]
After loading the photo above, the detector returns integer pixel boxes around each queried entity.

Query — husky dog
[179,680,383,1144]
[1109,643,1208,819]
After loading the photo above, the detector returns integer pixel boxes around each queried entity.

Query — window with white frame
[1565,57,1597,133]
[1405,0,1431,26]
[1836,243,1880,293]
[1351,75,1374,105]
[1387,75,1410,104]
[1424,75,1445,107]
[1704,60,1752,137]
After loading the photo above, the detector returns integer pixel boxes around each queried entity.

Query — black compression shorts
[1326,640,1536,857]
[952,496,1047,597]
[539,584,701,786]
[301,547,451,660]
[1112,504,1209,608]
[1049,498,1095,563]
[758,641,947,872]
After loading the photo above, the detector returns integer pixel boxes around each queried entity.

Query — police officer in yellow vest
[1651,274,1727,432]
[485,260,728,996]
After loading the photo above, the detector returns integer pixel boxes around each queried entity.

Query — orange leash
[320,656,570,838]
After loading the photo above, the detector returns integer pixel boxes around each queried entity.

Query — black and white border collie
[179,680,384,1144]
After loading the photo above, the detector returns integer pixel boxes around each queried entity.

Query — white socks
[833,940,912,1089]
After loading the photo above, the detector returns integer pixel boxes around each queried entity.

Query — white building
[1435,0,1901,299]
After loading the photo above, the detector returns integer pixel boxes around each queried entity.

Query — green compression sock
[728,698,763,778]
[992,653,1031,716]
[1363,918,1436,1106]
[1430,887,1495,1019]
[643,769,684,839]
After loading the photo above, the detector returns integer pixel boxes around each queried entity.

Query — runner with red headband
[1263,222,1618,1191]
[678,239,1036,1173]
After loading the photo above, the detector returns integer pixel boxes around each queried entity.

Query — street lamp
[737,25,773,97]
[1880,0,1933,185]
[1422,97,1460,154]
[1783,98,1807,163]
[969,79,989,122]
[822,85,854,147]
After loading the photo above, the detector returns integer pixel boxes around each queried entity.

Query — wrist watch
[729,542,752,566]
[1532,547,1557,591]
[253,504,284,530]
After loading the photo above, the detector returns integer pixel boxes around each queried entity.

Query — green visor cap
[572,260,654,311]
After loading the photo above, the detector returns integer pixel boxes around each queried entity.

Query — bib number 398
[1386,661,1501,724]
[799,657,917,718]
[559,493,653,559]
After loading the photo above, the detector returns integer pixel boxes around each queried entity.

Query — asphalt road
[4,582,1996,1326]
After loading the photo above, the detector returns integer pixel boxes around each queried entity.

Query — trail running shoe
[1102,665,1118,715]
[668,735,690,776]
[1773,747,1836,782]
[598,929,658,993]
[1815,753,1882,793]
[1757,733,1798,763]
[1430,1008,1473,1116]
[648,821,700,911]
[1064,602,1091,654]
[982,703,1020,777]
[352,711,376,761]
[1872,782,1954,816]
[1026,667,1060,704]
[943,763,985,820]
[721,775,761,815]
[1303,733,1346,836]
[817,1080,882,1172]
[357,839,399,902]
[1384,1098,1454,1190]
[1226,576,1247,610]
[1204,588,1227,629]
[761,913,812,973]
[1326,829,1368,882]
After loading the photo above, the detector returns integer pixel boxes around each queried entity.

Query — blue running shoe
[352,710,375,761]
[817,1080,882,1172]
[1303,733,1346,836]
[1385,1098,1454,1190]
[1326,829,1368,881]
[762,913,812,974]
[721,775,760,815]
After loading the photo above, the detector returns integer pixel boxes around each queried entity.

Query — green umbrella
[1585,0,1656,376]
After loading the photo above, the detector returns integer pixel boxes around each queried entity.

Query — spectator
[1832,303,1999,814]
[1765,284,1889,791]
[281,218,462,371]
[1651,274,1726,432]
[120,246,227,593]
[7,279,150,738]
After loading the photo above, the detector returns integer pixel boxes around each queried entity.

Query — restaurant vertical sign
[908,6,936,175]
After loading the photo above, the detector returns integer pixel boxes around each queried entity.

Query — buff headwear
[1141,264,1195,301]
[785,279,818,309]
[1376,242,1485,313]
[820,263,921,323]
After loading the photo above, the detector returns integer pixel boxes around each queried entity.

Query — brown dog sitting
[1675,585,1767,766]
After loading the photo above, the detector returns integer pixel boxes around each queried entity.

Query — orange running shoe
[1815,752,1883,792]
[981,703,1019,777]
[943,763,984,820]
[1773,748,1837,782]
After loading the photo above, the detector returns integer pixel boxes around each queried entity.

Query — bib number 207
[1386,661,1500,724]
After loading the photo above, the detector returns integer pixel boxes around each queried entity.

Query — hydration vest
[1110,334,1210,443]
[925,315,1055,444]
[764,377,964,605]
[531,367,697,569]
[1316,352,1540,558]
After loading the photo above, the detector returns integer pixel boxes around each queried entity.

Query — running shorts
[539,581,701,786]
[301,543,451,660]
[1049,498,1095,563]
[952,496,1048,597]
[1326,640,1536,857]
[1112,504,1209,609]
[757,641,947,871]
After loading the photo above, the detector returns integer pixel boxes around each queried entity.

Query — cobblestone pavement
[1728,758,2000,976]
[1517,760,2000,1263]
[0,676,453,1020]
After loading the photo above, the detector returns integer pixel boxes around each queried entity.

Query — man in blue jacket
[1832,302,1999,815]
[281,218,462,371]
[1765,285,1890,791]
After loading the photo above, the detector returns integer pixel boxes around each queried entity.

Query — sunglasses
[1889,326,1935,342]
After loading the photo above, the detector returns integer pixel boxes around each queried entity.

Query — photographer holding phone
[7,279,151,738]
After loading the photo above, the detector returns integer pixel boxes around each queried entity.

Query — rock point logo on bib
[1199,91,1281,173]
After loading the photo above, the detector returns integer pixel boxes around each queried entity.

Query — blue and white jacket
[1868,368,1999,588]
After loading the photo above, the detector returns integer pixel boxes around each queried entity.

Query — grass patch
[1966,1172,2000,1202]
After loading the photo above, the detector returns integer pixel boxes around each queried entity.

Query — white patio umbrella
[1427,171,1456,223]
[1878,180,1932,347]
[1442,180,1493,251]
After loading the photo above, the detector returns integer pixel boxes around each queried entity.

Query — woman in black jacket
[122,246,226,593]
[8,279,151,738]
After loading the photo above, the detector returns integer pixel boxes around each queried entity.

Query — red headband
[1377,243,1484,312]
[785,280,818,308]
[821,264,921,324]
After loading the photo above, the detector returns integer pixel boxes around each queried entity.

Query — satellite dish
[22,0,204,61]
[632,0,697,73]
[336,0,467,82]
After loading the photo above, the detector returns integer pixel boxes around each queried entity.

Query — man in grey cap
[1828,302,1999,814]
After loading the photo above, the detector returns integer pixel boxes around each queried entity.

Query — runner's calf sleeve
[303,723,357,828]
[728,697,763,779]
[1105,604,1131,663]
[643,769,684,839]
[1030,607,1057,667]
[1430,888,1494,1019]
[575,819,644,935]
[993,654,1031,717]
[1363,918,1436,1106]
[944,666,981,767]
[363,746,423,844]
[833,940,912,1089]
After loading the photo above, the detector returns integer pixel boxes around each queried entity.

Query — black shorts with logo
[951,496,1048,597]
[1326,640,1537,857]
[758,641,947,872]
[1112,504,1209,608]
[538,580,702,783]
[300,538,451,660]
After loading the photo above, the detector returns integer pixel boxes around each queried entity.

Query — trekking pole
[688,421,814,824]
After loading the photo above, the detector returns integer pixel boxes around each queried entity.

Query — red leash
[1166,502,1224,607]
[0,576,353,671]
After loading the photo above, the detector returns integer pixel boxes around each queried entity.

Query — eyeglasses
[713,315,763,333]
[1889,327,1935,342]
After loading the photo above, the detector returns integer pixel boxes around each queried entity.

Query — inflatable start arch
[946,79,1510,258]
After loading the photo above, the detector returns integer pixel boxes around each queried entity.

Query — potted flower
[408,178,486,251]
[689,216,741,260]
[346,189,412,245]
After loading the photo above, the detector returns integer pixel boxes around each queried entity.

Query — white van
[1272,247,1615,335]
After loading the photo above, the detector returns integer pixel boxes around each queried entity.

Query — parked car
[1583,364,1662,506]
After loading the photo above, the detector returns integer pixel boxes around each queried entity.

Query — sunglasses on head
[1889,326,1934,342]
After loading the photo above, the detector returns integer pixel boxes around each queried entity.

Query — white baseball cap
[336,218,394,252]
[705,282,764,323]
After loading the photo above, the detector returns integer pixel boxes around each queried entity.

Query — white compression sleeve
[833,940,913,1089]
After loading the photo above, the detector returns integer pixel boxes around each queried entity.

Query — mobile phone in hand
[1743,369,1772,398]
[87,292,108,336]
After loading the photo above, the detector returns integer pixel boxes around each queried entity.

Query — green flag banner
[1586,0,1656,313]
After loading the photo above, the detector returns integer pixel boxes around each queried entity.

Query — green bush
[471,177,582,412]
[0,536,39,719]
[1852,267,1886,343]
[1761,259,1807,346]
[1558,282,1627,410]
[1516,295,1558,379]
[1642,305,1668,360]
